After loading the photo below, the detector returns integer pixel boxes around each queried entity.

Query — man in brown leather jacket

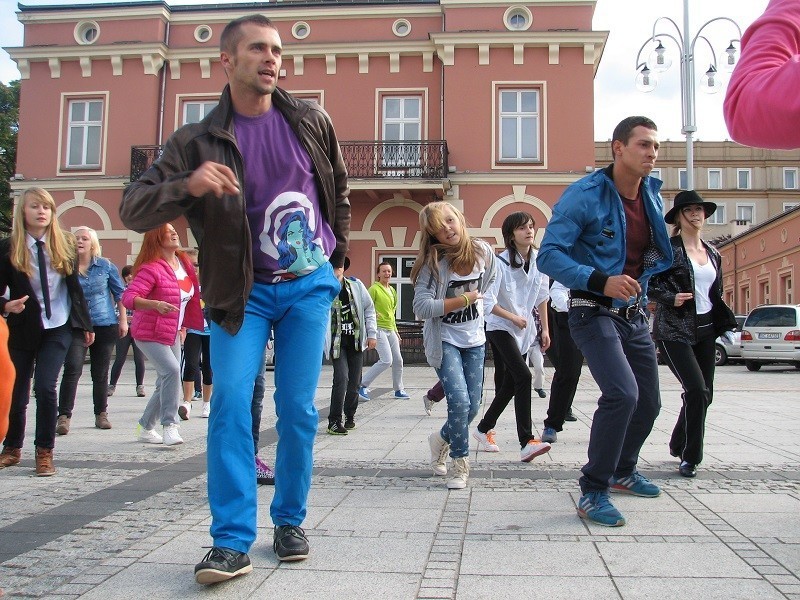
[121,14,350,585]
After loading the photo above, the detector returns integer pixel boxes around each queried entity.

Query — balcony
[130,141,448,182]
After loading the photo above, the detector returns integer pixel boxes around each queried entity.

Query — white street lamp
[633,0,742,190]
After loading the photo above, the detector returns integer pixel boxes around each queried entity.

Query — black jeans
[659,328,716,465]
[568,306,661,494]
[6,323,72,450]
[478,329,533,448]
[59,325,118,417]
[182,332,212,385]
[544,307,584,431]
[329,340,363,424]
[110,332,145,386]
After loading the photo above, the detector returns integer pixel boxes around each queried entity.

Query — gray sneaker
[541,426,557,443]
[428,430,449,476]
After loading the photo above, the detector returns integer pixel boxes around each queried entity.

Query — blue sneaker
[610,472,661,497]
[394,390,410,399]
[358,386,371,401]
[577,491,625,527]
[541,426,557,443]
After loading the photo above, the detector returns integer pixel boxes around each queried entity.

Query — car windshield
[746,308,797,327]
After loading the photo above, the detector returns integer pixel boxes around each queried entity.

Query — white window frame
[182,100,218,125]
[737,168,752,190]
[376,254,416,322]
[65,98,104,169]
[678,168,687,190]
[707,168,722,190]
[783,202,799,212]
[498,88,540,162]
[736,202,755,223]
[706,202,726,225]
[783,167,798,190]
[649,168,662,181]
[381,95,423,172]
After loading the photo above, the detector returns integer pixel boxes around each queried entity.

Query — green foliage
[0,80,20,236]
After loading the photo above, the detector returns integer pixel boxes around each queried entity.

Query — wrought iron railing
[130,145,163,181]
[130,140,449,181]
[339,141,448,179]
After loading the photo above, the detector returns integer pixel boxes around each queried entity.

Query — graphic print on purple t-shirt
[233,106,336,283]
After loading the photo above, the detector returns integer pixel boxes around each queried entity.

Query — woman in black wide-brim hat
[649,190,737,478]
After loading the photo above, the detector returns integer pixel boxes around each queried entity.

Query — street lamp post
[634,0,742,191]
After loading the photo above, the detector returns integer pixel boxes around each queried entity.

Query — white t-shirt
[440,259,487,349]
[173,262,194,329]
[690,256,716,315]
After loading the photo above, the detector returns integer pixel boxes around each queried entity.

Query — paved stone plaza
[0,361,798,599]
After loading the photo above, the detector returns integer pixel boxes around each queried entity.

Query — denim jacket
[79,256,125,327]
[536,165,673,306]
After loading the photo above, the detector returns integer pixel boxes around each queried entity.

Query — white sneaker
[520,439,551,463]
[163,423,184,446]
[423,394,435,416]
[178,401,192,420]
[428,431,450,476]
[201,401,211,418]
[472,428,500,452]
[447,457,469,489]
[136,424,163,444]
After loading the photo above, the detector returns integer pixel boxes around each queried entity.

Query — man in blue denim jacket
[537,116,673,527]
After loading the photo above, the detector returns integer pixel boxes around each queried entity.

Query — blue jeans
[568,306,661,493]
[208,264,339,553]
[435,342,485,459]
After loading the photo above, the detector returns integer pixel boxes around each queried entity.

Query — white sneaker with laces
[136,424,163,444]
[423,394,434,416]
[447,457,469,489]
[428,431,450,476]
[163,423,184,446]
[520,439,551,462]
[201,401,211,418]
[178,401,192,420]
[472,428,500,452]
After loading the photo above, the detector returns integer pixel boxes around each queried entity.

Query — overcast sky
[0,0,769,141]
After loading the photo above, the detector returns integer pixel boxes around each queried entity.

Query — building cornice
[10,178,127,192]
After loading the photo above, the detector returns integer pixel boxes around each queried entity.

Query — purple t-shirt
[234,108,335,283]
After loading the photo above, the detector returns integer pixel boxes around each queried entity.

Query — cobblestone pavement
[0,362,798,599]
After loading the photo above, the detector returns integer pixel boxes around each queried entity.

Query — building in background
[6,0,606,320]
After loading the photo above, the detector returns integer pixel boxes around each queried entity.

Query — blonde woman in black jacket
[649,191,736,478]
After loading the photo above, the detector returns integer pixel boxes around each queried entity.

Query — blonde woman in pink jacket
[123,224,202,446]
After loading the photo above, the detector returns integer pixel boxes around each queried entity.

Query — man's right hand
[186,162,240,199]
[603,275,641,302]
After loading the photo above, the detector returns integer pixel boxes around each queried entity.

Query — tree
[0,80,20,236]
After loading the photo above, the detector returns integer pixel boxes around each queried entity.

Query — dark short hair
[376,261,392,274]
[220,14,276,55]
[343,256,351,271]
[121,265,133,278]
[611,116,658,151]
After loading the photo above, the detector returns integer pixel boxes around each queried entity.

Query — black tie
[35,240,52,319]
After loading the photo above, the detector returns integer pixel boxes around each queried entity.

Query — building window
[678,168,687,190]
[66,99,103,168]
[783,202,799,212]
[382,96,422,171]
[499,89,540,162]
[783,167,798,189]
[780,273,793,304]
[737,168,751,190]
[736,203,755,223]
[194,25,213,43]
[504,6,532,31]
[708,168,722,189]
[377,254,417,321]
[392,19,411,37]
[707,202,726,225]
[649,168,661,180]
[182,101,218,125]
[292,22,310,40]
[74,21,100,45]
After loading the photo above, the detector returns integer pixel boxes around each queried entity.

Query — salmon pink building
[6,0,606,320]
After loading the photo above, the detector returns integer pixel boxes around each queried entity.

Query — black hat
[664,190,717,224]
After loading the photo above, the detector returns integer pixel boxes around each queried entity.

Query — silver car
[741,305,800,371]
[714,315,747,366]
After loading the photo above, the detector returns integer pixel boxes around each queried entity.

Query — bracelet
[461,293,470,307]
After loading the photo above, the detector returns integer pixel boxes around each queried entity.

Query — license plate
[758,332,781,339]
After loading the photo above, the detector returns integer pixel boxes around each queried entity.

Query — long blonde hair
[410,201,482,284]
[10,187,75,277]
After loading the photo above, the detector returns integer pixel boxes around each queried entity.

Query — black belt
[569,290,642,321]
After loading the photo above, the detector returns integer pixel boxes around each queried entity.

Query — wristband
[461,293,470,307]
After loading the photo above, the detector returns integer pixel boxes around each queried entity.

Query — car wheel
[714,344,727,366]
[745,360,762,372]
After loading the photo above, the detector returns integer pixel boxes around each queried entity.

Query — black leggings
[182,332,212,385]
[110,332,145,386]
